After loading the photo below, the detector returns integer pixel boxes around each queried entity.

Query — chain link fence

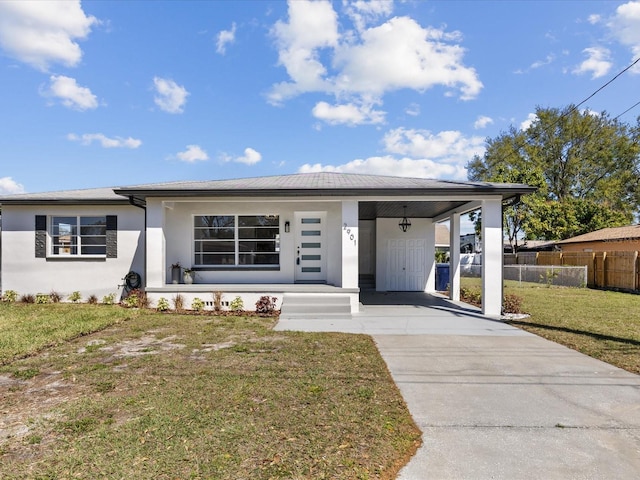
[459,264,587,288]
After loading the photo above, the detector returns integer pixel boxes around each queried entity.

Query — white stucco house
[0,172,534,317]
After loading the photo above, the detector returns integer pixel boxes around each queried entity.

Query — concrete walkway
[275,292,640,479]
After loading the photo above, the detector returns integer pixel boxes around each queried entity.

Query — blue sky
[0,0,639,198]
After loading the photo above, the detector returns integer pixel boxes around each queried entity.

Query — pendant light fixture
[399,205,411,232]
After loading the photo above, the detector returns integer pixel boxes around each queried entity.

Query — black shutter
[106,215,117,258]
[35,215,47,258]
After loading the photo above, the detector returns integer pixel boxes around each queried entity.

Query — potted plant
[183,267,195,284]
[170,262,181,284]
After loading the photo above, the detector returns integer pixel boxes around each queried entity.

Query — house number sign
[343,223,357,246]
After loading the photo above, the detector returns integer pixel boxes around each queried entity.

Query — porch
[275,291,520,335]
[145,283,360,313]
[124,173,536,318]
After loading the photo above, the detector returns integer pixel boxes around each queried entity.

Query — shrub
[35,293,50,304]
[102,293,116,305]
[435,250,448,263]
[49,291,62,303]
[122,288,148,308]
[255,296,278,314]
[87,295,99,305]
[213,291,223,312]
[2,290,18,302]
[172,293,185,312]
[137,290,149,308]
[20,294,35,304]
[503,293,524,314]
[156,297,170,312]
[229,296,244,312]
[191,297,205,312]
[460,286,481,307]
[68,291,82,303]
[122,292,138,308]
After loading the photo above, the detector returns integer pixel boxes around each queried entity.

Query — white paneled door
[386,238,426,291]
[294,212,327,283]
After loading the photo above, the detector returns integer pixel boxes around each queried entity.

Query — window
[50,216,107,256]
[194,215,280,266]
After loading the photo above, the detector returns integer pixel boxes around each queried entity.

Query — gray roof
[0,187,129,205]
[558,225,640,244]
[114,172,534,198]
[0,173,535,209]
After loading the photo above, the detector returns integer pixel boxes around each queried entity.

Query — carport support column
[146,198,164,289]
[481,199,503,317]
[341,200,359,289]
[425,220,436,292]
[449,214,461,302]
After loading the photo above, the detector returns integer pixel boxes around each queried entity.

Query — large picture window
[51,216,107,256]
[194,215,280,266]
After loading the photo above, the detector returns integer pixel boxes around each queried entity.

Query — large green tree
[467,105,640,244]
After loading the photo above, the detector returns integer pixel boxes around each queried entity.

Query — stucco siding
[155,198,345,286]
[1,204,145,300]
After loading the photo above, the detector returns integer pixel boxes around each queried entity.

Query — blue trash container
[435,263,450,291]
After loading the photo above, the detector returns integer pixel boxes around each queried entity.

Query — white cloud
[269,0,339,104]
[343,0,394,32]
[520,113,538,131]
[405,103,420,116]
[153,77,189,114]
[42,75,98,110]
[473,115,493,129]
[608,1,640,72]
[0,0,97,71]
[299,126,486,181]
[216,22,236,55]
[268,1,482,122]
[176,145,209,163]
[312,100,385,125]
[0,176,25,195]
[530,54,556,70]
[237,147,262,165]
[220,147,263,165]
[573,46,612,78]
[383,127,485,163]
[334,17,482,99]
[299,155,466,180]
[67,133,142,149]
[588,14,602,25]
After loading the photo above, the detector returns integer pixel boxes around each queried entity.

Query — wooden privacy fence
[509,250,640,291]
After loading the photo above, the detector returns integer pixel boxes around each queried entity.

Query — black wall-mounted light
[284,221,290,233]
[399,206,411,233]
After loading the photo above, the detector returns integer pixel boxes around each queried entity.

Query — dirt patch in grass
[0,312,420,479]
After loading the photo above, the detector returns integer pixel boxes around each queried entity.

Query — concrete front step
[280,294,352,319]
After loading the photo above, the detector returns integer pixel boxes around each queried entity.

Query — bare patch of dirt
[0,371,86,445]
[99,334,185,359]
[0,331,186,449]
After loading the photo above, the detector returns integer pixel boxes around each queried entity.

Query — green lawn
[0,304,420,479]
[462,278,640,375]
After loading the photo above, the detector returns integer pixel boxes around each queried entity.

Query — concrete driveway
[275,292,640,479]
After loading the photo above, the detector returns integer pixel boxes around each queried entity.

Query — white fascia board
[432,200,484,223]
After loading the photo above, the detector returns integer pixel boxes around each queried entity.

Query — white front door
[294,212,327,283]
[386,239,426,291]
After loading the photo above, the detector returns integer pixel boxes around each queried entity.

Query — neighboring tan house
[0,172,534,316]
[558,225,640,253]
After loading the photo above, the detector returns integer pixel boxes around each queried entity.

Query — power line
[573,56,640,113]
[475,56,640,166]
[614,99,640,121]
